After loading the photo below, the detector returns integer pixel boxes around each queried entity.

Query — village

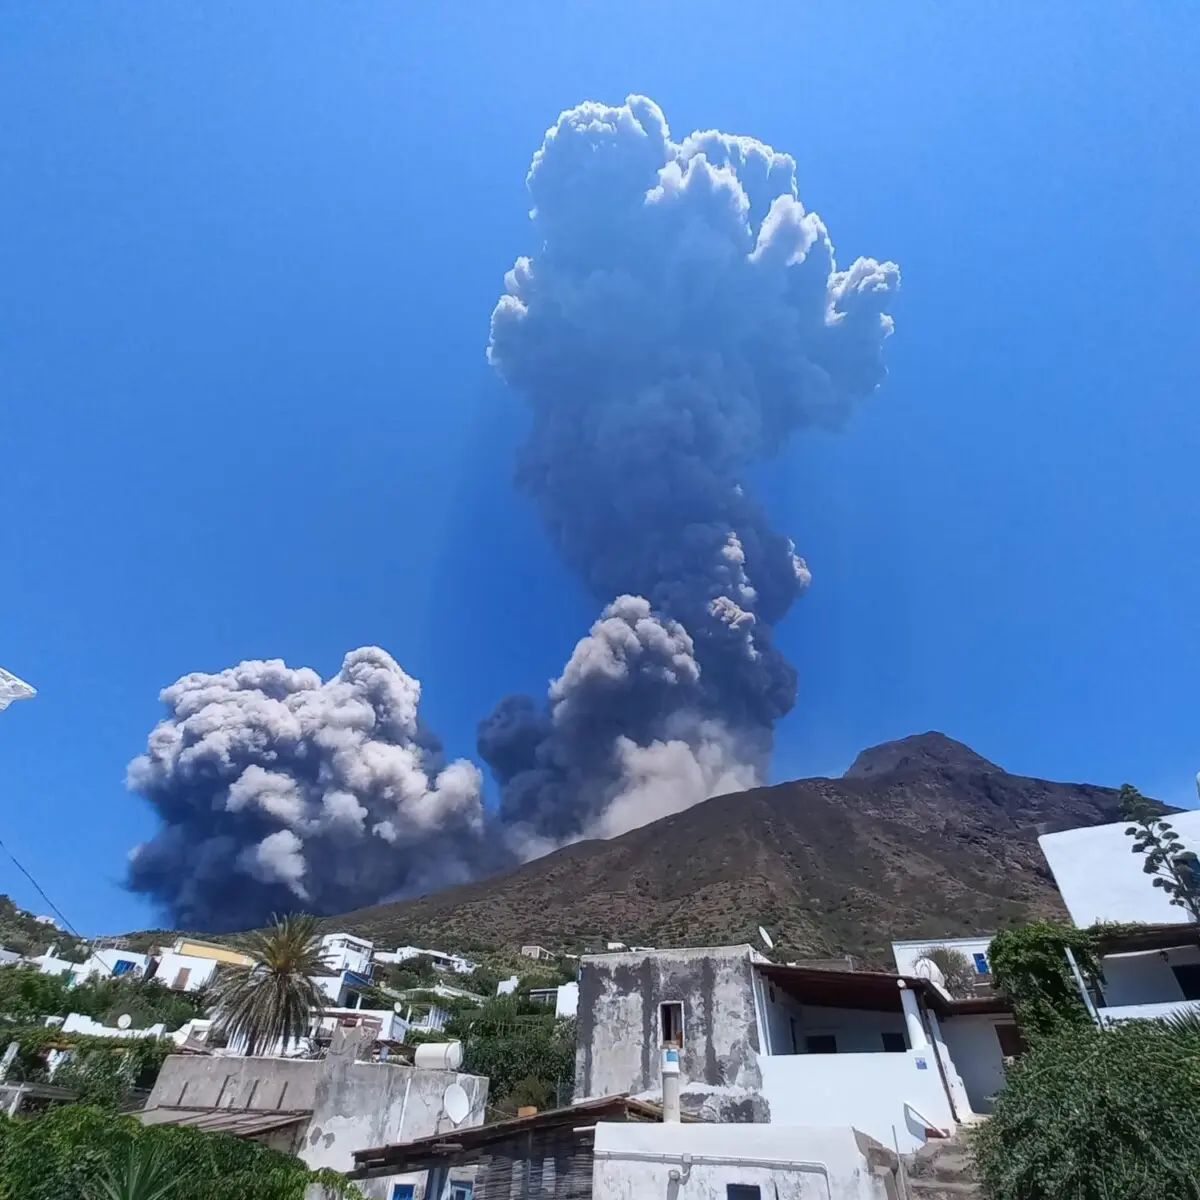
[2,797,1199,1199]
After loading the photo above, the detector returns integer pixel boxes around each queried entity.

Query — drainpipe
[898,981,928,1050]
[661,1048,681,1123]
[1064,946,1103,1028]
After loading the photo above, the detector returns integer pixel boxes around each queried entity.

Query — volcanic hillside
[330,733,1138,964]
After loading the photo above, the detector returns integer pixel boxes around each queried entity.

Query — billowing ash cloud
[127,648,489,930]
[127,95,898,930]
[478,95,899,843]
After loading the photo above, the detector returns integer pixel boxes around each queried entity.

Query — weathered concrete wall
[592,1121,901,1200]
[147,1032,487,1174]
[148,1053,320,1111]
[302,1058,487,1172]
[574,945,765,1121]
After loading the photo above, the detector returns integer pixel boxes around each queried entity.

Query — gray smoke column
[126,647,488,930]
[479,95,899,843]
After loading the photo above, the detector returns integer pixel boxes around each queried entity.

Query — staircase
[903,1132,984,1199]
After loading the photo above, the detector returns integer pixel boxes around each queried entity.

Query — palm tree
[93,1141,175,1200]
[210,913,327,1055]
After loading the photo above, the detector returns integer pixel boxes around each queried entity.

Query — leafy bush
[973,1020,1200,1200]
[0,1105,359,1200]
[988,923,1100,1040]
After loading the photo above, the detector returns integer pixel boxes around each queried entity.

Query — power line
[0,834,83,940]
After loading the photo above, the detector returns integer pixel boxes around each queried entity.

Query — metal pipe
[1064,946,1103,1028]
[661,1048,680,1123]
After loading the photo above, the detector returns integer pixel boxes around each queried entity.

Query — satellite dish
[913,958,946,988]
[758,926,775,951]
[393,1001,404,1014]
[443,1082,470,1126]
[116,1014,132,1030]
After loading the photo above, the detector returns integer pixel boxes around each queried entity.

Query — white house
[373,945,477,975]
[574,944,1018,1152]
[72,948,151,982]
[891,936,995,983]
[1040,811,1200,1024]
[319,932,374,978]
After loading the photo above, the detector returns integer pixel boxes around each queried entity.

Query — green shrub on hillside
[0,1105,359,1200]
[973,1019,1200,1200]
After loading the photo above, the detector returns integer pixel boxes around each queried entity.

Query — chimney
[661,1047,681,1123]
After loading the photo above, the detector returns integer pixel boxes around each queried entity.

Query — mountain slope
[333,732,1142,963]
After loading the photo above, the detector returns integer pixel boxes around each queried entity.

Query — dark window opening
[660,1001,684,1048]
[805,1033,837,1054]
[881,1031,907,1053]
[1172,963,1200,1001]
[996,1023,1026,1059]
[727,1187,762,1200]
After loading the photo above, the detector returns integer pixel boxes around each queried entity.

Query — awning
[137,1107,312,1137]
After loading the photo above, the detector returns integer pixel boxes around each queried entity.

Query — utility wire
[0,834,83,940]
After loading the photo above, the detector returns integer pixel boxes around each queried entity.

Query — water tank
[414,1041,464,1071]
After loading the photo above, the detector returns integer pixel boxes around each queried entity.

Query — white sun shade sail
[0,667,36,711]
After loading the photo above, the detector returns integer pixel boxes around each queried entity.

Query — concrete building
[520,944,554,961]
[593,1122,902,1200]
[349,1095,905,1200]
[320,933,375,978]
[574,944,1014,1151]
[141,1027,487,1183]
[1040,812,1200,1023]
[891,936,994,984]
[373,946,477,976]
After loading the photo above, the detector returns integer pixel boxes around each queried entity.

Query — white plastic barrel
[413,1041,464,1071]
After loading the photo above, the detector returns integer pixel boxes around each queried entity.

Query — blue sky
[1,3,1197,934]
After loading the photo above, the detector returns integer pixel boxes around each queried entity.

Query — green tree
[1121,783,1200,921]
[209,914,326,1055]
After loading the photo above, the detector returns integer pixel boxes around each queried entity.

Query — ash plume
[126,648,488,930]
[479,95,899,844]
[126,95,898,930]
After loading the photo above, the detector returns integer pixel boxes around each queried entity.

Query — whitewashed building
[1040,810,1200,1024]
[573,944,1017,1152]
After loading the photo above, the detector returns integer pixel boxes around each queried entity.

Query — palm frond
[211,913,326,1055]
[93,1141,177,1200]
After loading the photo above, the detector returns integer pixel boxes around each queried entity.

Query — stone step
[908,1181,984,1199]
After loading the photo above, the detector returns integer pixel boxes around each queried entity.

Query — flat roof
[350,1095,695,1179]
[754,963,1011,1019]
[1095,923,1200,956]
[138,1106,311,1137]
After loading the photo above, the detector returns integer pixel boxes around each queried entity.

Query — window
[450,1183,474,1200]
[660,1001,684,1048]
[389,1187,415,1200]
[1173,964,1200,1001]
[172,967,191,990]
[972,952,990,975]
[112,959,135,977]
[881,1031,907,1053]
[995,1023,1026,1059]
[805,1033,837,1054]
[727,1186,762,1200]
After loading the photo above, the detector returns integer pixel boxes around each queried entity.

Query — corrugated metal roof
[138,1107,311,1137]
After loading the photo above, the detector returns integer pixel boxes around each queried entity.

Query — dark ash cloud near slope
[478,95,899,843]
[126,648,491,931]
[126,95,898,930]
